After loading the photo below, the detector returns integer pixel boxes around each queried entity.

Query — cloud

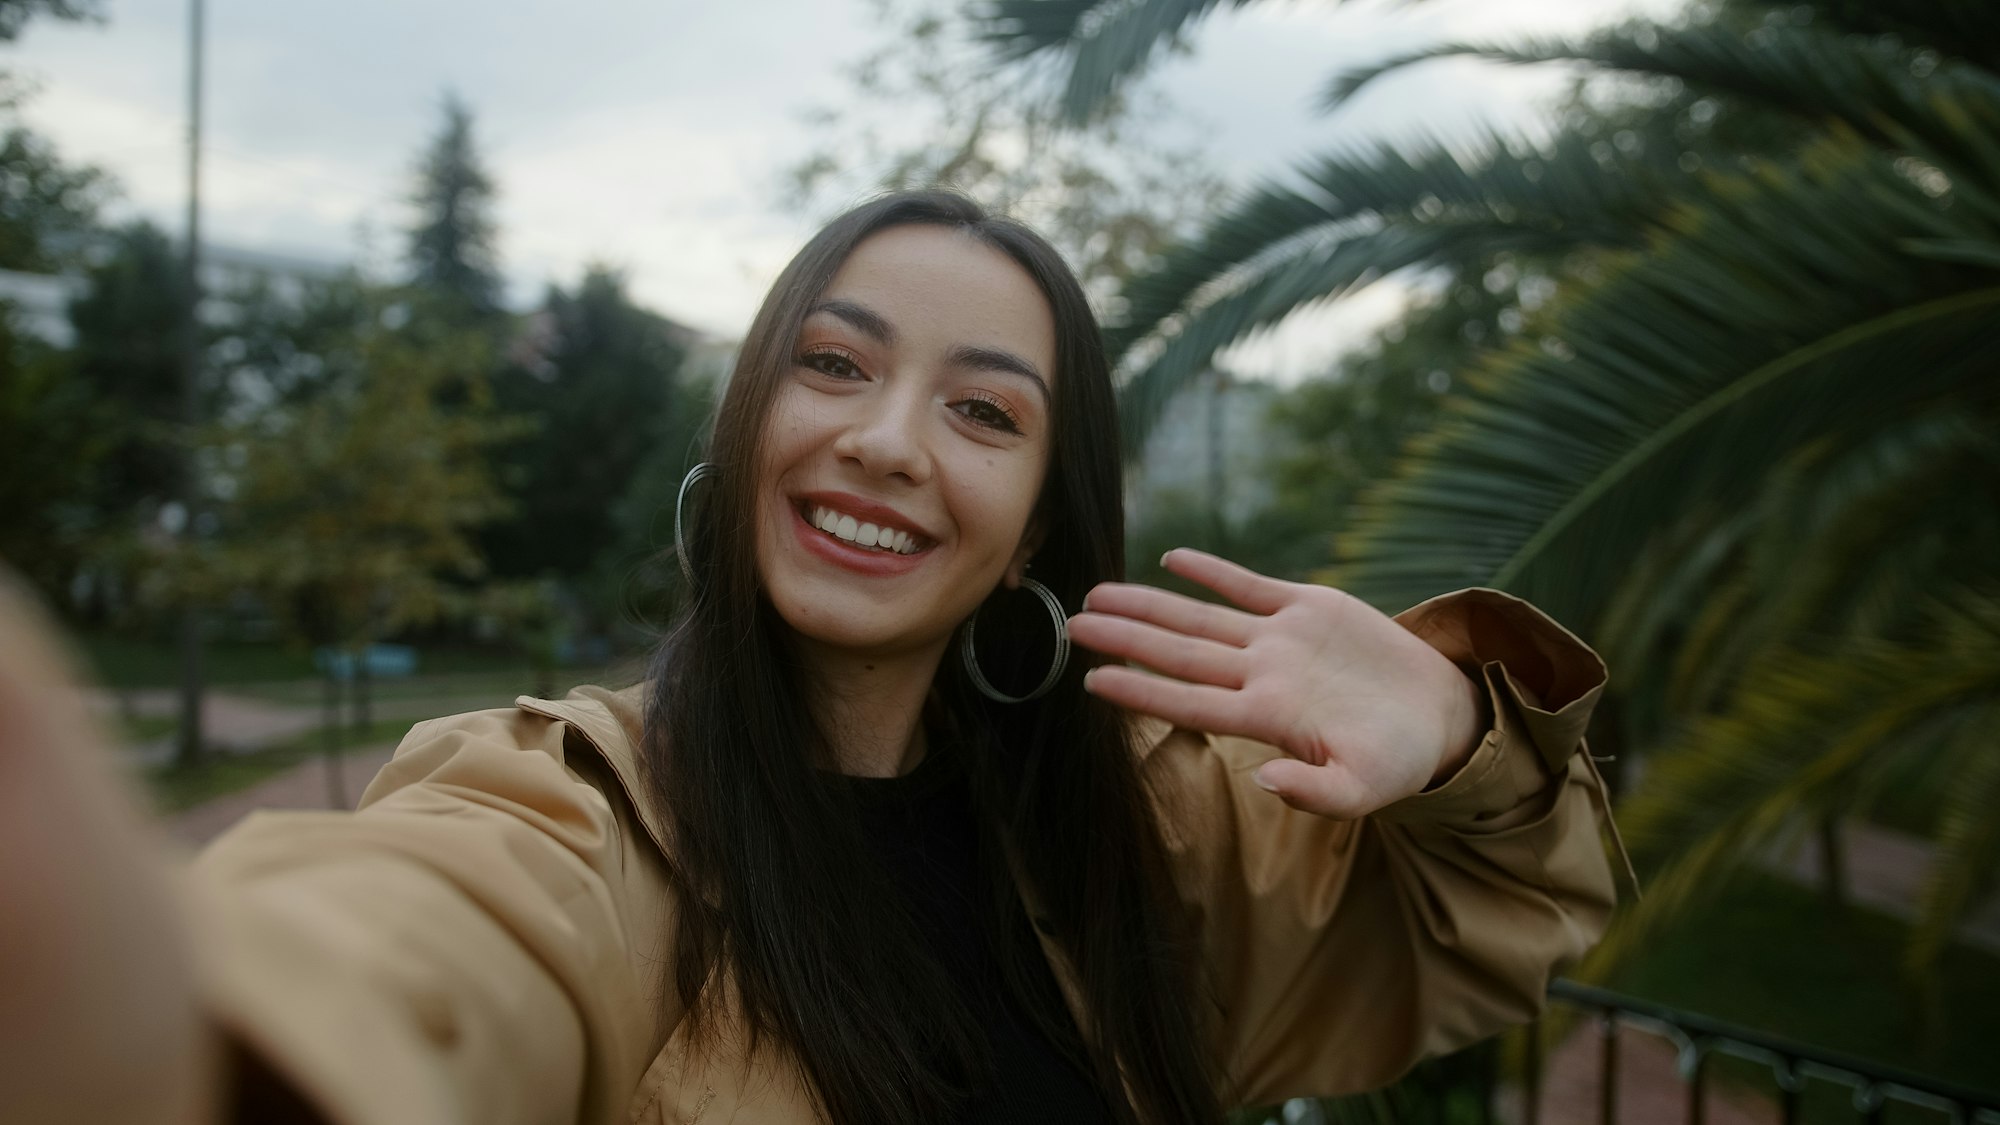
[9,0,1683,354]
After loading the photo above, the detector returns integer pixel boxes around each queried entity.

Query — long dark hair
[640,191,1223,1125]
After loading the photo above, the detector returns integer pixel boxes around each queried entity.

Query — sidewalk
[1763,821,2000,954]
[171,742,400,846]
[94,686,527,768]
[1507,1028,1780,1125]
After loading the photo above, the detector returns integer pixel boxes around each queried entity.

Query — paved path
[1513,1024,1782,1125]
[171,743,400,846]
[96,687,524,768]
[1764,821,2000,953]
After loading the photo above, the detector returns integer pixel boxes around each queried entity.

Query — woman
[0,191,1621,1125]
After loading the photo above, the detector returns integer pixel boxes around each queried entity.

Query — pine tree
[405,93,501,317]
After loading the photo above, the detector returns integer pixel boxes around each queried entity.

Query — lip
[789,498,934,577]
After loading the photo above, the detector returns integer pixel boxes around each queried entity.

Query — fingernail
[1160,550,1174,567]
[1251,766,1279,793]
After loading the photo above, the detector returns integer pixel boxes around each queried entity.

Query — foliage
[598,363,719,635]
[66,221,184,518]
[481,267,688,595]
[783,0,1226,313]
[0,120,114,272]
[980,0,1260,127]
[205,281,514,653]
[1332,131,2000,617]
[1252,272,1522,574]
[49,220,190,629]
[0,306,104,591]
[0,0,99,41]
[980,0,2000,1047]
[405,92,503,320]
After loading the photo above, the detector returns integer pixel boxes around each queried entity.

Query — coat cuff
[1375,588,1607,828]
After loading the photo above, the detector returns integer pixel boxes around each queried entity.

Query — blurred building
[1125,371,1287,531]
[0,239,347,349]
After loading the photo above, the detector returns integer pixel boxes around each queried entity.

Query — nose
[831,377,933,484]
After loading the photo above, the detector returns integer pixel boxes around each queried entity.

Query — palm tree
[982,0,2000,1020]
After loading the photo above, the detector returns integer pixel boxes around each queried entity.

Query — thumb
[1251,757,1370,820]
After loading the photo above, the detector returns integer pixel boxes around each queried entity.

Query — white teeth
[807,505,923,555]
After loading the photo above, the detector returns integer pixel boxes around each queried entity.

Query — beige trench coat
[185,587,1626,1125]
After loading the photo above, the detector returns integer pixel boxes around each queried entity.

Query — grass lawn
[81,633,320,686]
[1605,871,2000,1121]
[117,715,179,743]
[144,719,417,813]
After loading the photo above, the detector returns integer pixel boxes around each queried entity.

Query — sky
[11,0,1683,380]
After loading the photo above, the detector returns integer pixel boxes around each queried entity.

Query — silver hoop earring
[675,462,716,589]
[960,576,1070,704]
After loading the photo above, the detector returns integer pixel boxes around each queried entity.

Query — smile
[802,503,929,556]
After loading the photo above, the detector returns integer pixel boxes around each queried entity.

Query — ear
[1001,517,1047,590]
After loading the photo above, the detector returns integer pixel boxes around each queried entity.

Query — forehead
[816,225,1058,378]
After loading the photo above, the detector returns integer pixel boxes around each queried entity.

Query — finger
[1068,613,1245,688]
[1080,582,1258,647]
[1161,548,1295,616]
[1082,665,1253,734]
[1251,757,1375,820]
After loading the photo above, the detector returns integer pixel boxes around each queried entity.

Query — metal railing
[1515,979,2000,1125]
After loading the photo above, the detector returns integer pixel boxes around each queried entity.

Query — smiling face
[754,224,1059,661]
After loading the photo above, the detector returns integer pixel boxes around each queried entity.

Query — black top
[846,747,1117,1125]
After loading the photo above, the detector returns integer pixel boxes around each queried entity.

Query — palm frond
[978,0,1251,123]
[1320,20,2000,166]
[1907,706,2000,975]
[1331,130,2000,624]
[1761,0,2000,75]
[1578,598,2000,975]
[1108,131,1680,453]
[1663,406,2000,714]
[977,0,1105,62]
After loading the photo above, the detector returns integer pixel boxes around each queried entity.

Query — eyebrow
[945,344,1051,405]
[806,298,1051,405]
[808,299,897,346]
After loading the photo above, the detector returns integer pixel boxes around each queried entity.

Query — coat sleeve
[183,706,667,1125]
[1138,587,1624,1107]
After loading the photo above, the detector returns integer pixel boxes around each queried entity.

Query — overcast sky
[12,0,1681,378]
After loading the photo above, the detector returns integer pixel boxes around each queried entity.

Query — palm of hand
[1067,549,1482,820]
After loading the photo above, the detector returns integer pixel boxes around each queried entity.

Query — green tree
[405,92,502,319]
[67,221,183,520]
[0,0,99,40]
[209,279,512,664]
[986,0,2000,1014]
[46,220,194,633]
[0,308,105,592]
[0,117,113,272]
[481,267,690,621]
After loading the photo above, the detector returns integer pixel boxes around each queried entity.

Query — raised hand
[1066,548,1487,820]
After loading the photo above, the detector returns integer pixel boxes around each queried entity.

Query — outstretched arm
[1069,551,1623,1104]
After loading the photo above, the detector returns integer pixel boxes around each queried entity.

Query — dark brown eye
[955,393,1022,434]
[801,350,862,379]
